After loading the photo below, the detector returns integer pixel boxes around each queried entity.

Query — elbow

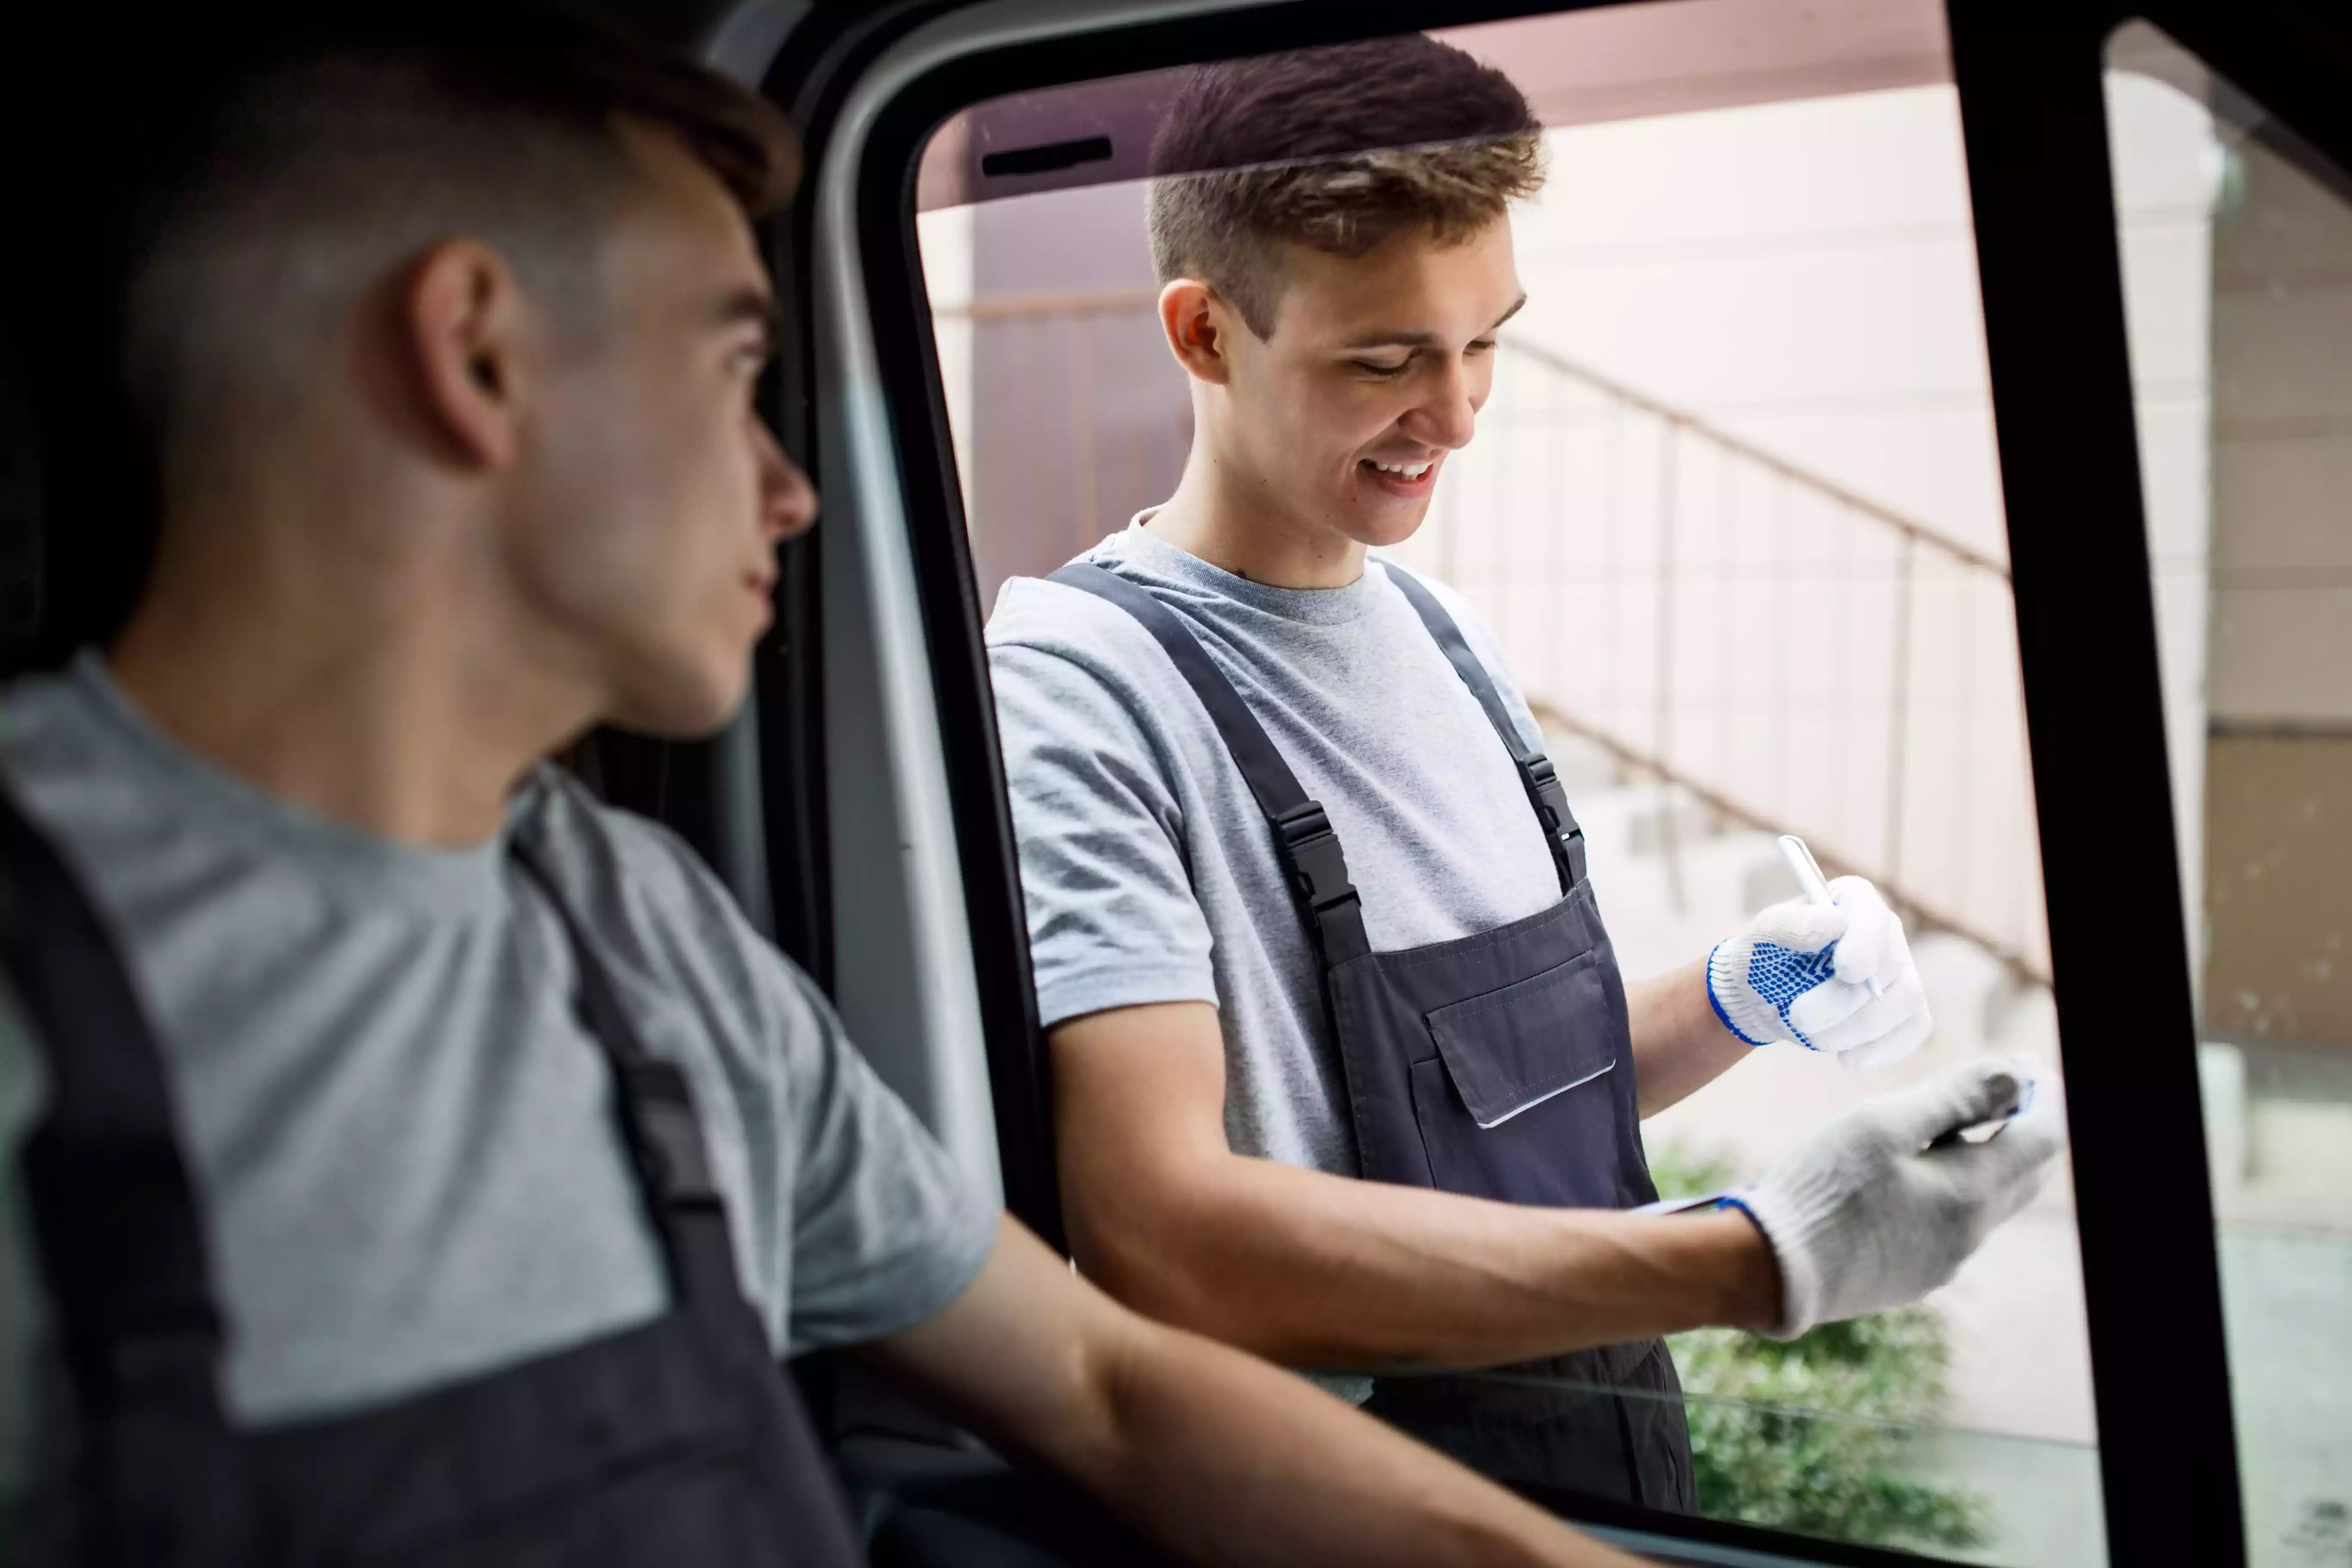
[1068,1194,1211,1322]
[1066,1182,1277,1355]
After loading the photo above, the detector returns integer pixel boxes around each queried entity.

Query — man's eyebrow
[714,286,784,344]
[1341,295,1528,351]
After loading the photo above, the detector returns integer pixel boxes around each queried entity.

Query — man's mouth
[740,571,778,635]
[1359,455,1439,496]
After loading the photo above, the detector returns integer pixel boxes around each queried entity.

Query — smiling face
[1204,217,1523,554]
[507,122,816,737]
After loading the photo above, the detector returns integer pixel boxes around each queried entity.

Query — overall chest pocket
[1407,949,1635,1209]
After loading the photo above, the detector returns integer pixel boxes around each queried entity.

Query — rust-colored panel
[2203,732,2352,1053]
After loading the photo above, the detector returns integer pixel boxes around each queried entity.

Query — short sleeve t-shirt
[0,655,997,1462]
[986,520,1564,1181]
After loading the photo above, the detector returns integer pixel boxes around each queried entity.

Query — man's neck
[107,528,595,850]
[1146,446,1367,591]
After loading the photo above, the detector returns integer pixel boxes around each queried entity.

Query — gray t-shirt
[987,520,1562,1181]
[0,656,995,1475]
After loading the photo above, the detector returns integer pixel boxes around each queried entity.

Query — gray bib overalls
[0,784,868,1567]
[1054,560,1696,1513]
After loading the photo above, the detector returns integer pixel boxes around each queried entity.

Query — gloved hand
[1729,1059,2064,1338]
[1707,874,1931,1070]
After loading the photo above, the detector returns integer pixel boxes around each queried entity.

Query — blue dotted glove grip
[1748,941,1838,1049]
[1708,938,1840,1049]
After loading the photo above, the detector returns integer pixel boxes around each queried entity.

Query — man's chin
[603,660,753,742]
[1344,502,1435,553]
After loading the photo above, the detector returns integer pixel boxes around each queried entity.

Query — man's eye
[1467,338,1498,356]
[1351,358,1411,378]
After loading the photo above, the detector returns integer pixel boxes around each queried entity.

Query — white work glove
[1707,874,1932,1070]
[1728,1059,2063,1339]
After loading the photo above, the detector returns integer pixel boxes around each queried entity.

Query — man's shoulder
[0,664,216,912]
[1369,558,1544,748]
[530,766,835,995]
[0,661,124,787]
[1371,556,1488,638]
[984,563,1204,733]
[522,768,839,1085]
[986,557,1165,667]
[524,766,750,938]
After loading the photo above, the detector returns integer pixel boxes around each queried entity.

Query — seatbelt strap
[0,779,254,1566]
[1048,564,1370,966]
[1381,565,1588,893]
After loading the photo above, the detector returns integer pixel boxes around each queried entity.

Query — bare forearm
[1086,1317,1646,1568]
[1083,1155,1778,1370]
[1628,956,1750,1116]
[871,1219,1642,1568]
[1054,1001,1774,1378]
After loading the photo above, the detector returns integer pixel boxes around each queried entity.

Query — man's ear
[403,239,532,470]
[1158,277,1234,387]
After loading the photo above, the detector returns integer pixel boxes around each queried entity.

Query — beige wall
[2206,138,2352,730]
[2198,134,2352,1058]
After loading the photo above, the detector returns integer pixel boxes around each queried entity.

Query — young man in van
[988,34,2062,1506]
[0,11,1700,1565]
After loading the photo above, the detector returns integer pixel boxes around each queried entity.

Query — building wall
[918,186,1177,611]
[2198,133,2352,1063]
[1392,84,2054,972]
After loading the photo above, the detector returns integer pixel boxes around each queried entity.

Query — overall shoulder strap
[1381,564,1588,891]
[506,832,751,1325]
[1047,563,1369,965]
[0,778,253,1566]
[508,817,865,1568]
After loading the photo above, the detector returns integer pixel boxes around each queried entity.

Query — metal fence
[940,292,2049,983]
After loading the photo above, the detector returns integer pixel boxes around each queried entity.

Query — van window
[915,2,2103,1559]
[2108,22,2352,1565]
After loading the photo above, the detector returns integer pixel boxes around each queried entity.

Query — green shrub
[1651,1144,1991,1552]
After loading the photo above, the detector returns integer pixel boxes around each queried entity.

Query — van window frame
[830,2,2330,1559]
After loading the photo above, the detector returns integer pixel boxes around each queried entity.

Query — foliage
[2285,1498,2352,1566]
[1650,1144,1991,1553]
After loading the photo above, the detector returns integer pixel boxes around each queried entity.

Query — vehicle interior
[5,2,2349,1565]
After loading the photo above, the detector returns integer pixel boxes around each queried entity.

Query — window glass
[919,3,2101,1559]
[2107,24,2352,1565]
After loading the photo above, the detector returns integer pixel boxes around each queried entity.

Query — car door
[750,4,2352,1565]
[0,1,2334,1562]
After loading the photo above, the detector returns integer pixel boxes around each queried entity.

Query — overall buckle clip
[1274,802,1360,917]
[1522,755,1588,886]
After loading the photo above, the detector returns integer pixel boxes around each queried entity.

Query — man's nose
[756,417,819,541]
[1405,362,1479,451]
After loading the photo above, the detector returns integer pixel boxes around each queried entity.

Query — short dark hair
[122,2,799,454]
[1146,34,1544,339]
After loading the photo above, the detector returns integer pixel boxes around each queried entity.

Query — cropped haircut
[122,3,799,455]
[1145,35,1544,340]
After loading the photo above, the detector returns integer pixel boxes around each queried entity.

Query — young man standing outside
[988,34,2063,1507]
[0,12,1680,1565]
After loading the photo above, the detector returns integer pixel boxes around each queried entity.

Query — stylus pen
[1776,835,2026,1145]
[1776,834,1884,1001]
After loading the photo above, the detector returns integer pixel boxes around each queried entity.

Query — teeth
[1370,460,1431,478]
